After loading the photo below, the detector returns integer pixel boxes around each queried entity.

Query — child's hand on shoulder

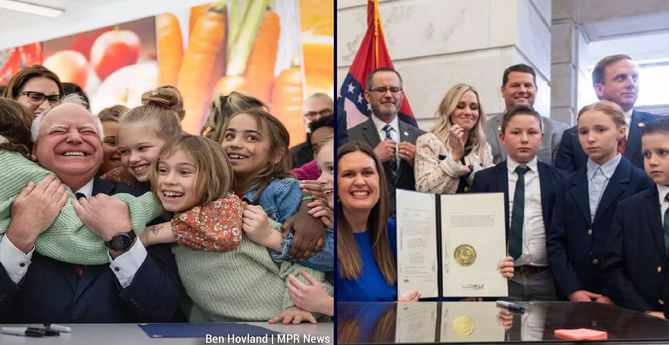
[242,203,282,251]
[307,198,334,228]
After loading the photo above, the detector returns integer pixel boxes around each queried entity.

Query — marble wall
[337,0,553,131]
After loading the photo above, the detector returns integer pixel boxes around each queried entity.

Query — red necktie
[618,134,627,155]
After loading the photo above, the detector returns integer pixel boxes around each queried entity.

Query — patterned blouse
[172,193,244,251]
[100,166,139,186]
[414,132,493,194]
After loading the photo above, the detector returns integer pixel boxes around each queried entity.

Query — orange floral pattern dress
[100,166,139,186]
[172,194,244,251]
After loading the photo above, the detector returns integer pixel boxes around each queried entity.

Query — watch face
[111,234,133,251]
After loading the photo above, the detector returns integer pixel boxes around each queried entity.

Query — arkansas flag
[337,0,417,128]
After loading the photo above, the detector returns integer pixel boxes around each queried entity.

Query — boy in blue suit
[603,117,669,319]
[471,105,564,301]
[547,101,652,304]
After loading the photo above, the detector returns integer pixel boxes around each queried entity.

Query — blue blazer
[603,186,669,316]
[470,161,565,238]
[547,157,653,299]
[555,110,661,173]
[0,177,182,323]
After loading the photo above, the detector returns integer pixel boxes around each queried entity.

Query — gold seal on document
[454,244,476,266]
[453,315,475,336]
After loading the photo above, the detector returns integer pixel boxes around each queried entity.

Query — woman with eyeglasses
[3,65,64,116]
[415,83,493,194]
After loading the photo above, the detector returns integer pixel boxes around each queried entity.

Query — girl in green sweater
[140,134,332,323]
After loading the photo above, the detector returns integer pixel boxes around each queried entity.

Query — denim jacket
[242,178,334,272]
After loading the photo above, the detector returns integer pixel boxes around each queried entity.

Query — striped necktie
[382,124,398,183]
[664,194,669,254]
[509,166,530,260]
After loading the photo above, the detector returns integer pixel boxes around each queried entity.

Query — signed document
[441,193,507,297]
[396,189,507,298]
[440,302,505,342]
[396,190,439,298]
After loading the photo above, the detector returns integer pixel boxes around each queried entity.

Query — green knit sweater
[174,233,334,322]
[0,151,162,265]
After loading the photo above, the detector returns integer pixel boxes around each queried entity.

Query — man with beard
[484,64,569,165]
[555,55,661,172]
[348,67,425,217]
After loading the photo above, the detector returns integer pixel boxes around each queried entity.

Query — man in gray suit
[484,64,569,165]
[348,67,425,217]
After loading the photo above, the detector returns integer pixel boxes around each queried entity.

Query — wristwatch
[105,230,137,251]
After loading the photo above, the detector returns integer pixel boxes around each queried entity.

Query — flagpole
[372,0,379,68]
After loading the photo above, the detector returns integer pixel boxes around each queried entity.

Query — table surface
[0,322,333,344]
[337,301,669,344]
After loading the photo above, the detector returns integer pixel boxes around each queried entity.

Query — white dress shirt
[0,178,146,288]
[507,157,548,266]
[587,154,622,223]
[624,109,633,138]
[658,185,669,227]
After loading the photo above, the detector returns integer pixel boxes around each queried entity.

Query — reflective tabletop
[337,302,669,344]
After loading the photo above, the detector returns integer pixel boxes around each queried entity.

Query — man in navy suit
[348,67,425,218]
[0,96,181,323]
[603,117,669,320]
[555,54,661,173]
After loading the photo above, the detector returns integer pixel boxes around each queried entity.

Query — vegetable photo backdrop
[0,0,333,147]
[158,0,334,145]
[42,18,158,115]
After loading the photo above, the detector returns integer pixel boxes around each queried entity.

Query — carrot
[178,2,227,135]
[157,14,183,87]
[271,67,305,148]
[244,10,280,104]
[189,3,212,36]
[216,75,247,96]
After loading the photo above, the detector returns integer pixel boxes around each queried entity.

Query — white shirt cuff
[0,235,34,285]
[108,238,147,289]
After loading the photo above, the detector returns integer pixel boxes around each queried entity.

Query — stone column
[337,0,552,131]
[551,0,589,127]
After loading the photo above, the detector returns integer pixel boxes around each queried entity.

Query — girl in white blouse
[415,83,493,194]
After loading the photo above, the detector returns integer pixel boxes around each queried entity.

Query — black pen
[1,327,46,337]
[496,300,525,313]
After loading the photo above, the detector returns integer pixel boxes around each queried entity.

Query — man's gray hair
[31,93,104,142]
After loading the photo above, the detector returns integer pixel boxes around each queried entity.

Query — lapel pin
[403,131,409,137]
[497,126,502,132]
[638,122,645,128]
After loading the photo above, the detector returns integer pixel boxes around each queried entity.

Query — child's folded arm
[171,194,244,252]
[277,261,333,317]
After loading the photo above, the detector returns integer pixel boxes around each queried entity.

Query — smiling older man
[0,95,181,323]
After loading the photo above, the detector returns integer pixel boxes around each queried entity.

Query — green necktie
[509,166,530,260]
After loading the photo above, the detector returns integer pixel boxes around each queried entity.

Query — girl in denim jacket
[220,109,334,273]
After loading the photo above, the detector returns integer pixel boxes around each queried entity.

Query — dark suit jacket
[555,110,661,173]
[289,138,313,169]
[547,157,653,299]
[337,106,349,148]
[348,117,425,217]
[0,177,182,323]
[603,186,669,316]
[470,161,565,238]
[485,113,569,165]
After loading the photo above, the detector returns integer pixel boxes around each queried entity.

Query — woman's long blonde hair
[430,83,487,159]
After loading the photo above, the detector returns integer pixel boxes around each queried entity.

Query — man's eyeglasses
[20,91,62,106]
[305,108,334,120]
[369,87,402,95]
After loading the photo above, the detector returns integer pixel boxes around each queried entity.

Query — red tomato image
[43,50,89,88]
[90,29,141,81]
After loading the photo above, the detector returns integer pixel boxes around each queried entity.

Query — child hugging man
[603,116,669,319]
